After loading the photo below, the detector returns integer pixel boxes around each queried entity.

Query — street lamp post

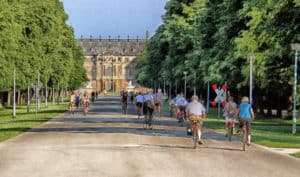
[183,71,188,98]
[13,66,16,117]
[193,73,196,96]
[248,54,255,105]
[163,77,166,97]
[291,43,300,134]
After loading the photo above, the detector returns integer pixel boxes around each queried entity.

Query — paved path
[0,96,299,177]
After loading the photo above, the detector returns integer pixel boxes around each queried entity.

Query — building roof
[76,38,147,56]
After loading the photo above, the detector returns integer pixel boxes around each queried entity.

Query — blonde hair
[191,95,199,101]
[241,96,249,103]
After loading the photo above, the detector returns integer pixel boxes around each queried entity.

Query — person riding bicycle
[168,95,177,117]
[69,91,75,115]
[223,96,237,137]
[75,92,81,109]
[121,91,129,115]
[154,88,164,117]
[143,90,155,124]
[135,92,143,116]
[82,94,90,115]
[175,92,188,120]
[235,96,255,146]
[186,95,206,144]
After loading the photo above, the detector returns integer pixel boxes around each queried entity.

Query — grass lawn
[163,102,300,149]
[292,152,300,158]
[205,108,300,148]
[0,103,67,142]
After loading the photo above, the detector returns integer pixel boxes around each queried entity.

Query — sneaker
[198,140,203,145]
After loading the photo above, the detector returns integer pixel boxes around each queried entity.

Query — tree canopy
[136,0,300,112]
[0,0,87,91]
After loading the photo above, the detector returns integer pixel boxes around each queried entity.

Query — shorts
[225,117,235,123]
[239,118,252,135]
[69,101,74,107]
[188,115,203,131]
[136,102,142,108]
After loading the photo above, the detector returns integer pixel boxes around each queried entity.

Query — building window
[106,66,112,76]
[118,66,122,76]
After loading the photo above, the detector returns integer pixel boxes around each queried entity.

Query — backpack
[143,95,154,108]
[122,93,128,102]
[229,104,235,114]
[146,100,154,108]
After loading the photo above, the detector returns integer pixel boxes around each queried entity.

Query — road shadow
[28,126,187,138]
[201,145,243,152]
[140,143,192,150]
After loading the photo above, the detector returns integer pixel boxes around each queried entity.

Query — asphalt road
[0,96,299,177]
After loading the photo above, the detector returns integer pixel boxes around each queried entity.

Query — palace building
[76,35,147,93]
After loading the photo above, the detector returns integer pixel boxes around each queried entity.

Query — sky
[61,0,168,39]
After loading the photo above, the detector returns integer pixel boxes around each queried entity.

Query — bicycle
[143,112,153,129]
[191,120,199,149]
[238,120,248,151]
[227,118,235,141]
[83,101,89,116]
[177,106,185,126]
[121,102,128,115]
[169,103,177,118]
[69,102,75,115]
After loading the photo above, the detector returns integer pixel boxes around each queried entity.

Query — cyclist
[82,93,90,115]
[143,90,155,125]
[69,91,75,115]
[175,92,188,122]
[168,95,177,117]
[75,92,80,109]
[154,88,164,117]
[223,96,237,136]
[135,92,143,116]
[121,91,129,114]
[235,96,255,146]
[186,95,206,144]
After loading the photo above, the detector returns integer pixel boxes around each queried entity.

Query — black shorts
[136,102,142,108]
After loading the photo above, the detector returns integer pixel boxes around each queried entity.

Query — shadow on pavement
[140,143,192,150]
[202,145,243,152]
[29,126,187,137]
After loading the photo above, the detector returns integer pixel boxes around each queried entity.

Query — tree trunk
[20,92,24,105]
[17,90,21,105]
[7,91,12,107]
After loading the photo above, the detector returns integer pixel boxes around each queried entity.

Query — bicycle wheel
[148,114,153,129]
[143,114,148,129]
[228,126,233,142]
[241,125,247,151]
[193,128,197,149]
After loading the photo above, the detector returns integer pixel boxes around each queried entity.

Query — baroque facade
[76,36,146,93]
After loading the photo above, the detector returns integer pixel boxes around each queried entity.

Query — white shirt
[186,101,206,116]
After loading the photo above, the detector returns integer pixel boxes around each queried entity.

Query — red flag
[221,101,227,107]
[222,84,227,91]
[211,101,217,107]
[212,84,218,91]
